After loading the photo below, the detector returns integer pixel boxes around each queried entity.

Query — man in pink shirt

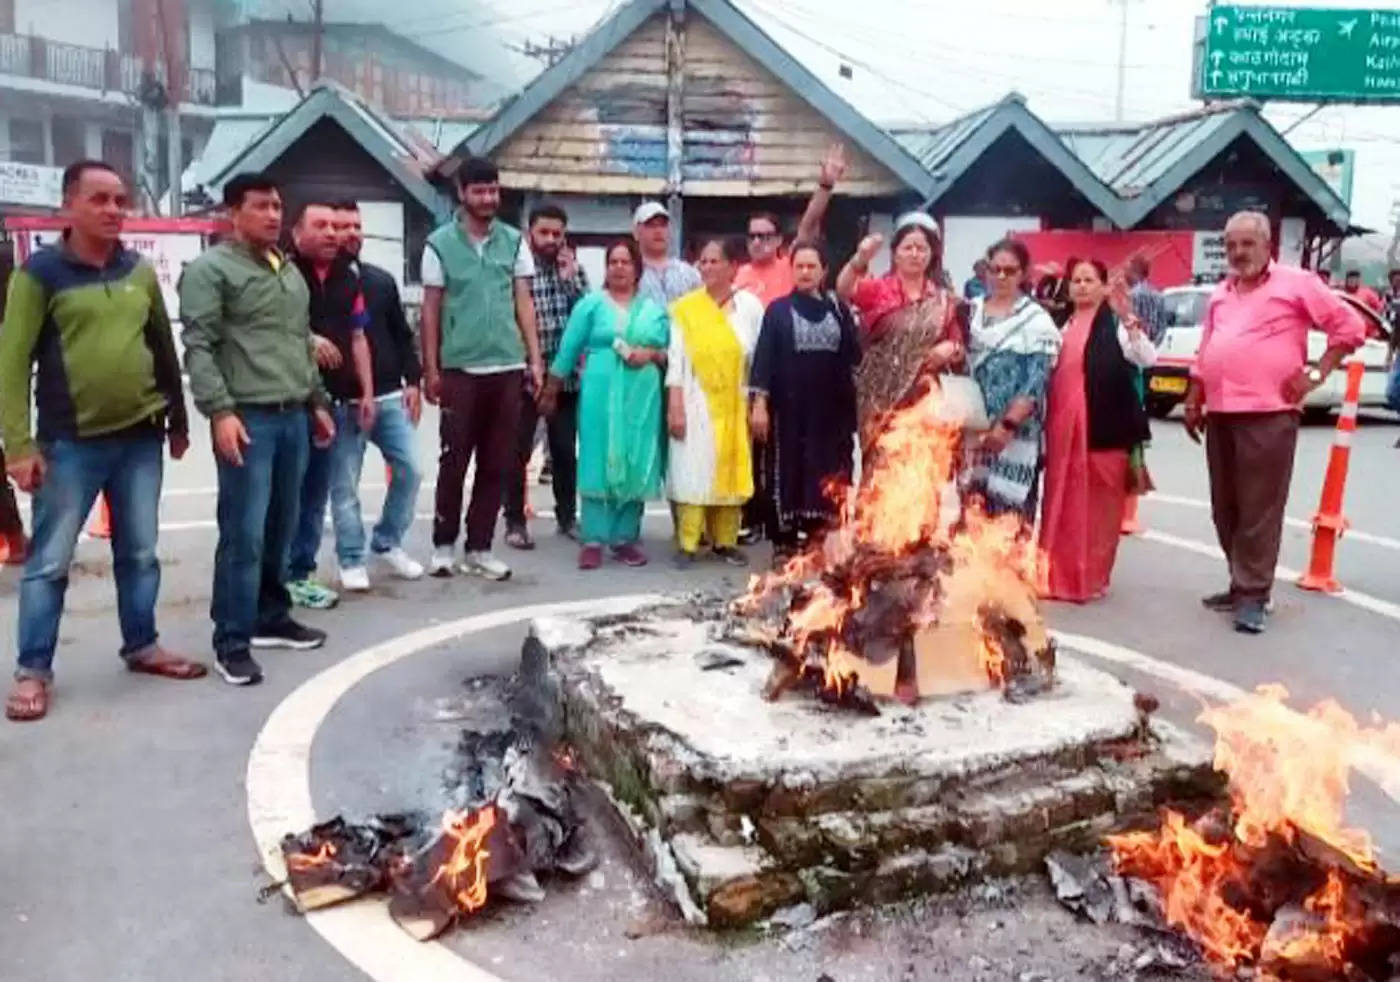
[1184,211,1364,634]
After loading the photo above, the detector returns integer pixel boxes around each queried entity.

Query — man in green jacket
[180,172,337,687]
[1,159,205,723]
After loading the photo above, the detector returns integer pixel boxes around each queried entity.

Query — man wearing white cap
[633,202,701,309]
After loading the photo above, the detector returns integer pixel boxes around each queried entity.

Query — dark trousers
[434,370,522,551]
[503,387,578,530]
[0,445,23,537]
[1205,411,1299,602]
[741,442,769,537]
[212,407,309,656]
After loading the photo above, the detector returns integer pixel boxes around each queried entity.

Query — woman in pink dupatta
[1039,259,1155,603]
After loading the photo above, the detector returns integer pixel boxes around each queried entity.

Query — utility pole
[155,0,182,216]
[311,0,324,83]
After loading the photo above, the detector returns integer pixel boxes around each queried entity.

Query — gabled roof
[1056,101,1350,229]
[452,0,934,197]
[204,83,452,220]
[890,93,1126,226]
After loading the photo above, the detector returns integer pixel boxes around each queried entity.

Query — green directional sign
[1201,5,1400,102]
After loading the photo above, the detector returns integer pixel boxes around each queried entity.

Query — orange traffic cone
[1297,360,1365,594]
[1120,494,1142,535]
[87,495,112,539]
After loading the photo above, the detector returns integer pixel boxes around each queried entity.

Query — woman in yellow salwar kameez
[666,236,764,566]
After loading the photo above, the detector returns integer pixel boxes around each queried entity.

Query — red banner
[1011,230,1197,289]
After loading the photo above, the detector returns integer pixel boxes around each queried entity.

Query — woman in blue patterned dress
[966,239,1062,523]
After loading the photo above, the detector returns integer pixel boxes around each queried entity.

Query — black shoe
[1201,590,1235,612]
[504,523,535,551]
[737,527,761,547]
[1233,599,1268,635]
[557,521,580,543]
[673,550,697,570]
[252,618,327,650]
[215,650,263,686]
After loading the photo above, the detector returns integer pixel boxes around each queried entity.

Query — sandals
[505,525,535,551]
[126,654,208,680]
[5,679,50,722]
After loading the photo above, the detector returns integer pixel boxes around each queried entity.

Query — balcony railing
[0,32,216,106]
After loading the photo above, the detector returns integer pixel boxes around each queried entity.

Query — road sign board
[1201,5,1400,102]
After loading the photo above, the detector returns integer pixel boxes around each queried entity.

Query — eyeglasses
[748,231,781,241]
[990,265,1022,278]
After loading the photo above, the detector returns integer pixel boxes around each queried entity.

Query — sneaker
[287,578,339,610]
[252,619,327,650]
[462,550,512,581]
[376,547,424,581]
[429,546,456,578]
[1201,590,1235,612]
[215,650,263,686]
[504,524,535,551]
[339,566,371,592]
[578,544,603,570]
[712,546,749,567]
[1233,599,1268,635]
[612,543,648,567]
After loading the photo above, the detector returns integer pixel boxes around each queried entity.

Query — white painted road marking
[247,598,1400,982]
[1147,492,1400,552]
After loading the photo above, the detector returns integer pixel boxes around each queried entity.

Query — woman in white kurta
[666,236,763,565]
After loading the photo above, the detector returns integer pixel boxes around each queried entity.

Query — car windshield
[1163,291,1210,328]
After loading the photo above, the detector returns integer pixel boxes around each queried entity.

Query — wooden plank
[683,177,903,196]
[499,171,666,194]
[497,154,668,178]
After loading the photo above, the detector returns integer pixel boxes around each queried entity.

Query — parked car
[1144,285,1395,419]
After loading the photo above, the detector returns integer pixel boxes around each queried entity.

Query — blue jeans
[212,407,309,657]
[329,395,422,567]
[288,440,333,581]
[16,432,164,681]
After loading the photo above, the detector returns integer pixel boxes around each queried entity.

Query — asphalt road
[1,403,1397,982]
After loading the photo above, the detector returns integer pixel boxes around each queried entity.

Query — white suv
[1145,285,1394,419]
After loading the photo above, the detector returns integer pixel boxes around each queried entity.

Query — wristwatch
[1306,367,1324,386]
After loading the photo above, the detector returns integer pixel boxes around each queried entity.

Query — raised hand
[855,234,884,268]
[820,143,848,187]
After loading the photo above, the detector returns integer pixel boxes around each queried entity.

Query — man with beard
[285,201,375,609]
[322,200,425,588]
[503,203,588,549]
[421,156,543,581]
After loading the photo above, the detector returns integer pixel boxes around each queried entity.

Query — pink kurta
[1039,311,1129,603]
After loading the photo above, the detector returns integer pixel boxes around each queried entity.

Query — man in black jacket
[320,201,426,590]
[286,202,375,608]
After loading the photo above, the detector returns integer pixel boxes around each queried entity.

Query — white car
[1145,285,1395,419]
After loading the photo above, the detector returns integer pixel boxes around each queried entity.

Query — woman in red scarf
[835,212,964,446]
[1039,259,1155,603]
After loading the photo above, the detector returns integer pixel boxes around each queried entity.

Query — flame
[286,840,338,872]
[739,373,1041,700]
[1109,686,1398,973]
[979,634,1007,688]
[431,805,497,914]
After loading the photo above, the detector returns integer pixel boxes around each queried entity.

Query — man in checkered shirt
[503,203,589,548]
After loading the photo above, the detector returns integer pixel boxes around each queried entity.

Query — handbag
[933,373,990,431]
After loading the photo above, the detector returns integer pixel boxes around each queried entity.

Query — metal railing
[0,32,216,105]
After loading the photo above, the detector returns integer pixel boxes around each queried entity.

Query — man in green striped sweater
[0,160,207,722]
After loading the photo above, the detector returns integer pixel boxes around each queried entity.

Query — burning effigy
[734,373,1054,708]
[1109,685,1400,979]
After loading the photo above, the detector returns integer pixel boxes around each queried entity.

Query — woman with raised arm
[750,242,861,563]
[965,238,1062,523]
[538,239,668,570]
[835,212,964,447]
[666,236,764,567]
[1039,259,1155,602]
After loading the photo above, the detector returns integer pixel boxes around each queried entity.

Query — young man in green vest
[421,156,543,581]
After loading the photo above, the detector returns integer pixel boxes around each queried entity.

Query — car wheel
[1147,396,1179,420]
[1301,405,1333,425]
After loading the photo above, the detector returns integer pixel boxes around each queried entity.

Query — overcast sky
[273,0,1400,233]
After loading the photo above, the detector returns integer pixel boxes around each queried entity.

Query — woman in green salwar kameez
[539,239,669,569]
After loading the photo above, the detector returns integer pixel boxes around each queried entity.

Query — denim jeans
[329,394,422,567]
[212,407,309,657]
[288,440,333,581]
[15,432,164,681]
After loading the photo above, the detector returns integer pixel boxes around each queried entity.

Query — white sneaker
[429,546,456,578]
[377,547,424,581]
[339,566,371,591]
[462,550,511,581]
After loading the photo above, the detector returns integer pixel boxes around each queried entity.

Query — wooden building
[439,0,935,263]
[198,83,453,289]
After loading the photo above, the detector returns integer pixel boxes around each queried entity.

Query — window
[8,119,45,165]
[51,117,85,169]
[0,0,14,34]
[102,130,134,179]
[1163,289,1211,329]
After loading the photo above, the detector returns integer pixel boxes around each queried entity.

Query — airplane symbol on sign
[1338,18,1357,38]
